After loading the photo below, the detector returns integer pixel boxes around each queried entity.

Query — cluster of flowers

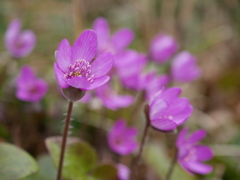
[4,17,213,180]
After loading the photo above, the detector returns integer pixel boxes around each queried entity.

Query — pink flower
[16,66,48,102]
[171,51,201,82]
[4,19,36,58]
[54,30,114,91]
[150,34,178,64]
[149,87,193,131]
[93,17,134,55]
[176,128,213,175]
[117,164,130,180]
[96,83,134,110]
[108,119,138,155]
[145,71,169,100]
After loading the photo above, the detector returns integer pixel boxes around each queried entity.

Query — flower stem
[130,104,150,180]
[56,101,73,180]
[166,148,178,180]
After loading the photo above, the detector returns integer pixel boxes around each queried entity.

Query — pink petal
[194,145,213,161]
[117,164,130,180]
[72,30,97,62]
[176,127,188,147]
[150,99,168,120]
[5,19,21,50]
[171,105,193,125]
[17,66,35,85]
[17,30,36,57]
[93,17,110,46]
[54,63,69,88]
[187,129,206,145]
[184,161,213,174]
[111,28,134,51]
[56,39,72,72]
[151,119,177,131]
[66,76,90,90]
[91,52,113,78]
[85,76,110,90]
[161,87,182,103]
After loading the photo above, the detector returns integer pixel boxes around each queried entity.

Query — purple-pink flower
[4,19,36,58]
[150,34,178,64]
[93,17,134,55]
[117,164,130,180]
[176,128,213,175]
[171,51,201,83]
[108,119,138,155]
[145,72,169,100]
[149,87,193,131]
[54,30,114,91]
[16,66,48,102]
[96,83,134,110]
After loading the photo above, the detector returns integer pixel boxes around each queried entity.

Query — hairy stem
[56,101,74,180]
[130,104,150,180]
[166,148,178,180]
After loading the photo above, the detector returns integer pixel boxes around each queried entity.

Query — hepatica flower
[5,19,36,58]
[171,51,201,82]
[96,83,134,110]
[54,30,114,92]
[149,87,193,131]
[108,119,138,155]
[176,128,213,174]
[93,17,134,55]
[150,33,178,64]
[16,66,48,102]
[117,164,130,180]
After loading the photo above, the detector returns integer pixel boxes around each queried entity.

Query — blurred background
[1,0,240,180]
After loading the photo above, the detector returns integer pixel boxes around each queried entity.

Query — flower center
[159,115,173,120]
[64,59,94,83]
[183,145,197,162]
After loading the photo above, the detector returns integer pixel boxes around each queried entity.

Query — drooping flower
[145,71,169,100]
[54,30,114,92]
[117,164,130,180]
[93,17,134,55]
[176,128,213,175]
[149,87,193,131]
[115,50,147,90]
[16,66,48,102]
[108,119,138,155]
[171,51,201,82]
[96,83,134,110]
[150,33,178,64]
[4,19,36,58]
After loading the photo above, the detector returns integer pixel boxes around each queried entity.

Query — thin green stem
[56,101,74,180]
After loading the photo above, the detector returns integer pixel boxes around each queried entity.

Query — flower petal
[5,19,21,51]
[72,29,97,62]
[161,87,182,103]
[187,129,206,145]
[176,127,188,147]
[84,76,110,90]
[151,119,177,131]
[150,98,168,120]
[91,52,114,78]
[66,76,90,90]
[17,30,36,57]
[117,164,130,180]
[93,17,110,46]
[56,39,72,72]
[111,28,134,51]
[54,63,69,88]
[194,145,213,161]
[184,161,213,174]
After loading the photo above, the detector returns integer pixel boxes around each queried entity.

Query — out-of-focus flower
[145,71,169,100]
[78,92,92,103]
[16,66,47,102]
[149,87,193,131]
[4,19,36,58]
[171,51,201,83]
[176,128,213,175]
[117,164,130,180]
[93,17,134,55]
[115,50,147,90]
[54,30,114,91]
[96,83,133,110]
[108,119,138,155]
[150,34,178,64]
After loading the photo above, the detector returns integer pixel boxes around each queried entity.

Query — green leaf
[0,142,38,180]
[144,142,196,180]
[45,136,97,180]
[92,163,118,180]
